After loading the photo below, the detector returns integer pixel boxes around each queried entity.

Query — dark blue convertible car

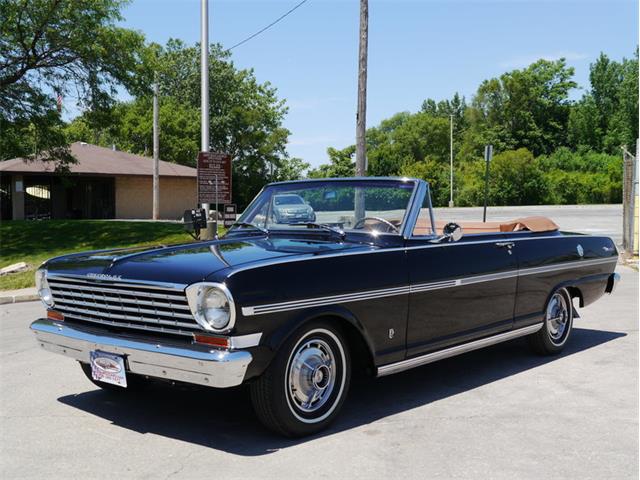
[30,177,619,436]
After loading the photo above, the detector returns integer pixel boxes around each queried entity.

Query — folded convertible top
[430,216,559,235]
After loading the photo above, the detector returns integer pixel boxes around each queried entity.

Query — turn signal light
[47,310,64,321]
[193,333,230,348]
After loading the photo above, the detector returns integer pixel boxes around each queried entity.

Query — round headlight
[201,287,230,329]
[35,268,54,307]
[185,282,235,332]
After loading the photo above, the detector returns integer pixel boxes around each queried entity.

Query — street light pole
[200,0,215,239]
[449,114,454,208]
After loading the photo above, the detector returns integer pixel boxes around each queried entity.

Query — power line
[227,0,310,51]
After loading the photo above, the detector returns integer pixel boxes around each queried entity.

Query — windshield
[235,179,417,235]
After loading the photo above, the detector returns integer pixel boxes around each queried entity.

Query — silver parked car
[273,193,316,223]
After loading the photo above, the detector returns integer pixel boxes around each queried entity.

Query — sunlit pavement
[0,264,636,479]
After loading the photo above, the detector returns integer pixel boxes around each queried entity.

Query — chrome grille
[48,276,199,337]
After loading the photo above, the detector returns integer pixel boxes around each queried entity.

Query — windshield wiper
[231,222,269,235]
[289,222,346,239]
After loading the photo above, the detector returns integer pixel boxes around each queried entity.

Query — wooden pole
[355,0,368,176]
[354,0,368,223]
[152,78,159,220]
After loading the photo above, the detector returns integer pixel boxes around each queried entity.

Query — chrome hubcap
[546,292,569,342]
[288,339,336,413]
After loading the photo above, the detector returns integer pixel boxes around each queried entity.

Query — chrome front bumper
[30,319,252,388]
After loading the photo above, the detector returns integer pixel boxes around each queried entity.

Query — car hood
[43,236,372,285]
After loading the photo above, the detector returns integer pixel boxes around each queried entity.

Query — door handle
[495,242,515,248]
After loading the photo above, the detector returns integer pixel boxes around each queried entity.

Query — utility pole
[152,77,160,220]
[449,114,454,208]
[354,0,368,222]
[355,0,368,176]
[200,0,215,239]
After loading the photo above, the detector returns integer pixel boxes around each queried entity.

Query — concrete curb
[0,293,40,305]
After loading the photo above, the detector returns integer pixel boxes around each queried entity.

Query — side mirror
[442,222,463,242]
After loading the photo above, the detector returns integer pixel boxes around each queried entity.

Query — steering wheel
[352,216,400,234]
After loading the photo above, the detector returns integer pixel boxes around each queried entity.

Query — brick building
[0,142,197,220]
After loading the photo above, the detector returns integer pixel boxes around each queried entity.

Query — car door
[404,233,518,357]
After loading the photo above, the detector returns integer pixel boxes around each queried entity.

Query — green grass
[0,220,201,291]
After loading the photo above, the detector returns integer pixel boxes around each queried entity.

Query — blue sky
[119,0,638,167]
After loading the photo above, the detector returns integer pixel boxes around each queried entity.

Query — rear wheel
[250,322,351,437]
[79,362,145,392]
[528,288,573,355]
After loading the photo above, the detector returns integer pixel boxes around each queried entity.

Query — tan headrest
[499,216,559,233]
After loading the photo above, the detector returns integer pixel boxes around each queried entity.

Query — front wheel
[250,322,351,437]
[528,287,574,355]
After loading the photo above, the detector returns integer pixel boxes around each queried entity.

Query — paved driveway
[0,266,637,479]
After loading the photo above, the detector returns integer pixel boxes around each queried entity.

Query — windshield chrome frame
[233,178,424,240]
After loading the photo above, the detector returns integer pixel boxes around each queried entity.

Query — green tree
[0,0,148,164]
[458,148,547,206]
[65,39,295,207]
[462,59,577,159]
[568,51,639,153]
[308,146,355,178]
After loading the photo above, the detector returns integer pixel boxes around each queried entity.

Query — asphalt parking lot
[0,264,637,480]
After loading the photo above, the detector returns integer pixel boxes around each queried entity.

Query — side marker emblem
[577,244,584,257]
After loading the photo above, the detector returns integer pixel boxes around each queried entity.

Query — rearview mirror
[442,222,463,242]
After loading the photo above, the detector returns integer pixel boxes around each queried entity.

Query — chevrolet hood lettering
[87,273,122,281]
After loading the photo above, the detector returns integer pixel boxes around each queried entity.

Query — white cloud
[500,51,589,69]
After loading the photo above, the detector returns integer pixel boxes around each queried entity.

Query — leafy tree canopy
[0,0,148,166]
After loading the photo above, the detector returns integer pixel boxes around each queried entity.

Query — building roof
[0,142,196,177]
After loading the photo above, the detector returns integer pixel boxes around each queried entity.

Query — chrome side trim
[517,257,617,276]
[376,323,543,377]
[30,318,252,388]
[240,257,617,316]
[242,286,411,316]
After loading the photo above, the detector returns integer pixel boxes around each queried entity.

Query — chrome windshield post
[400,180,428,240]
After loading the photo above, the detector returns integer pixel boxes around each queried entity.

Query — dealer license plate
[90,351,127,387]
